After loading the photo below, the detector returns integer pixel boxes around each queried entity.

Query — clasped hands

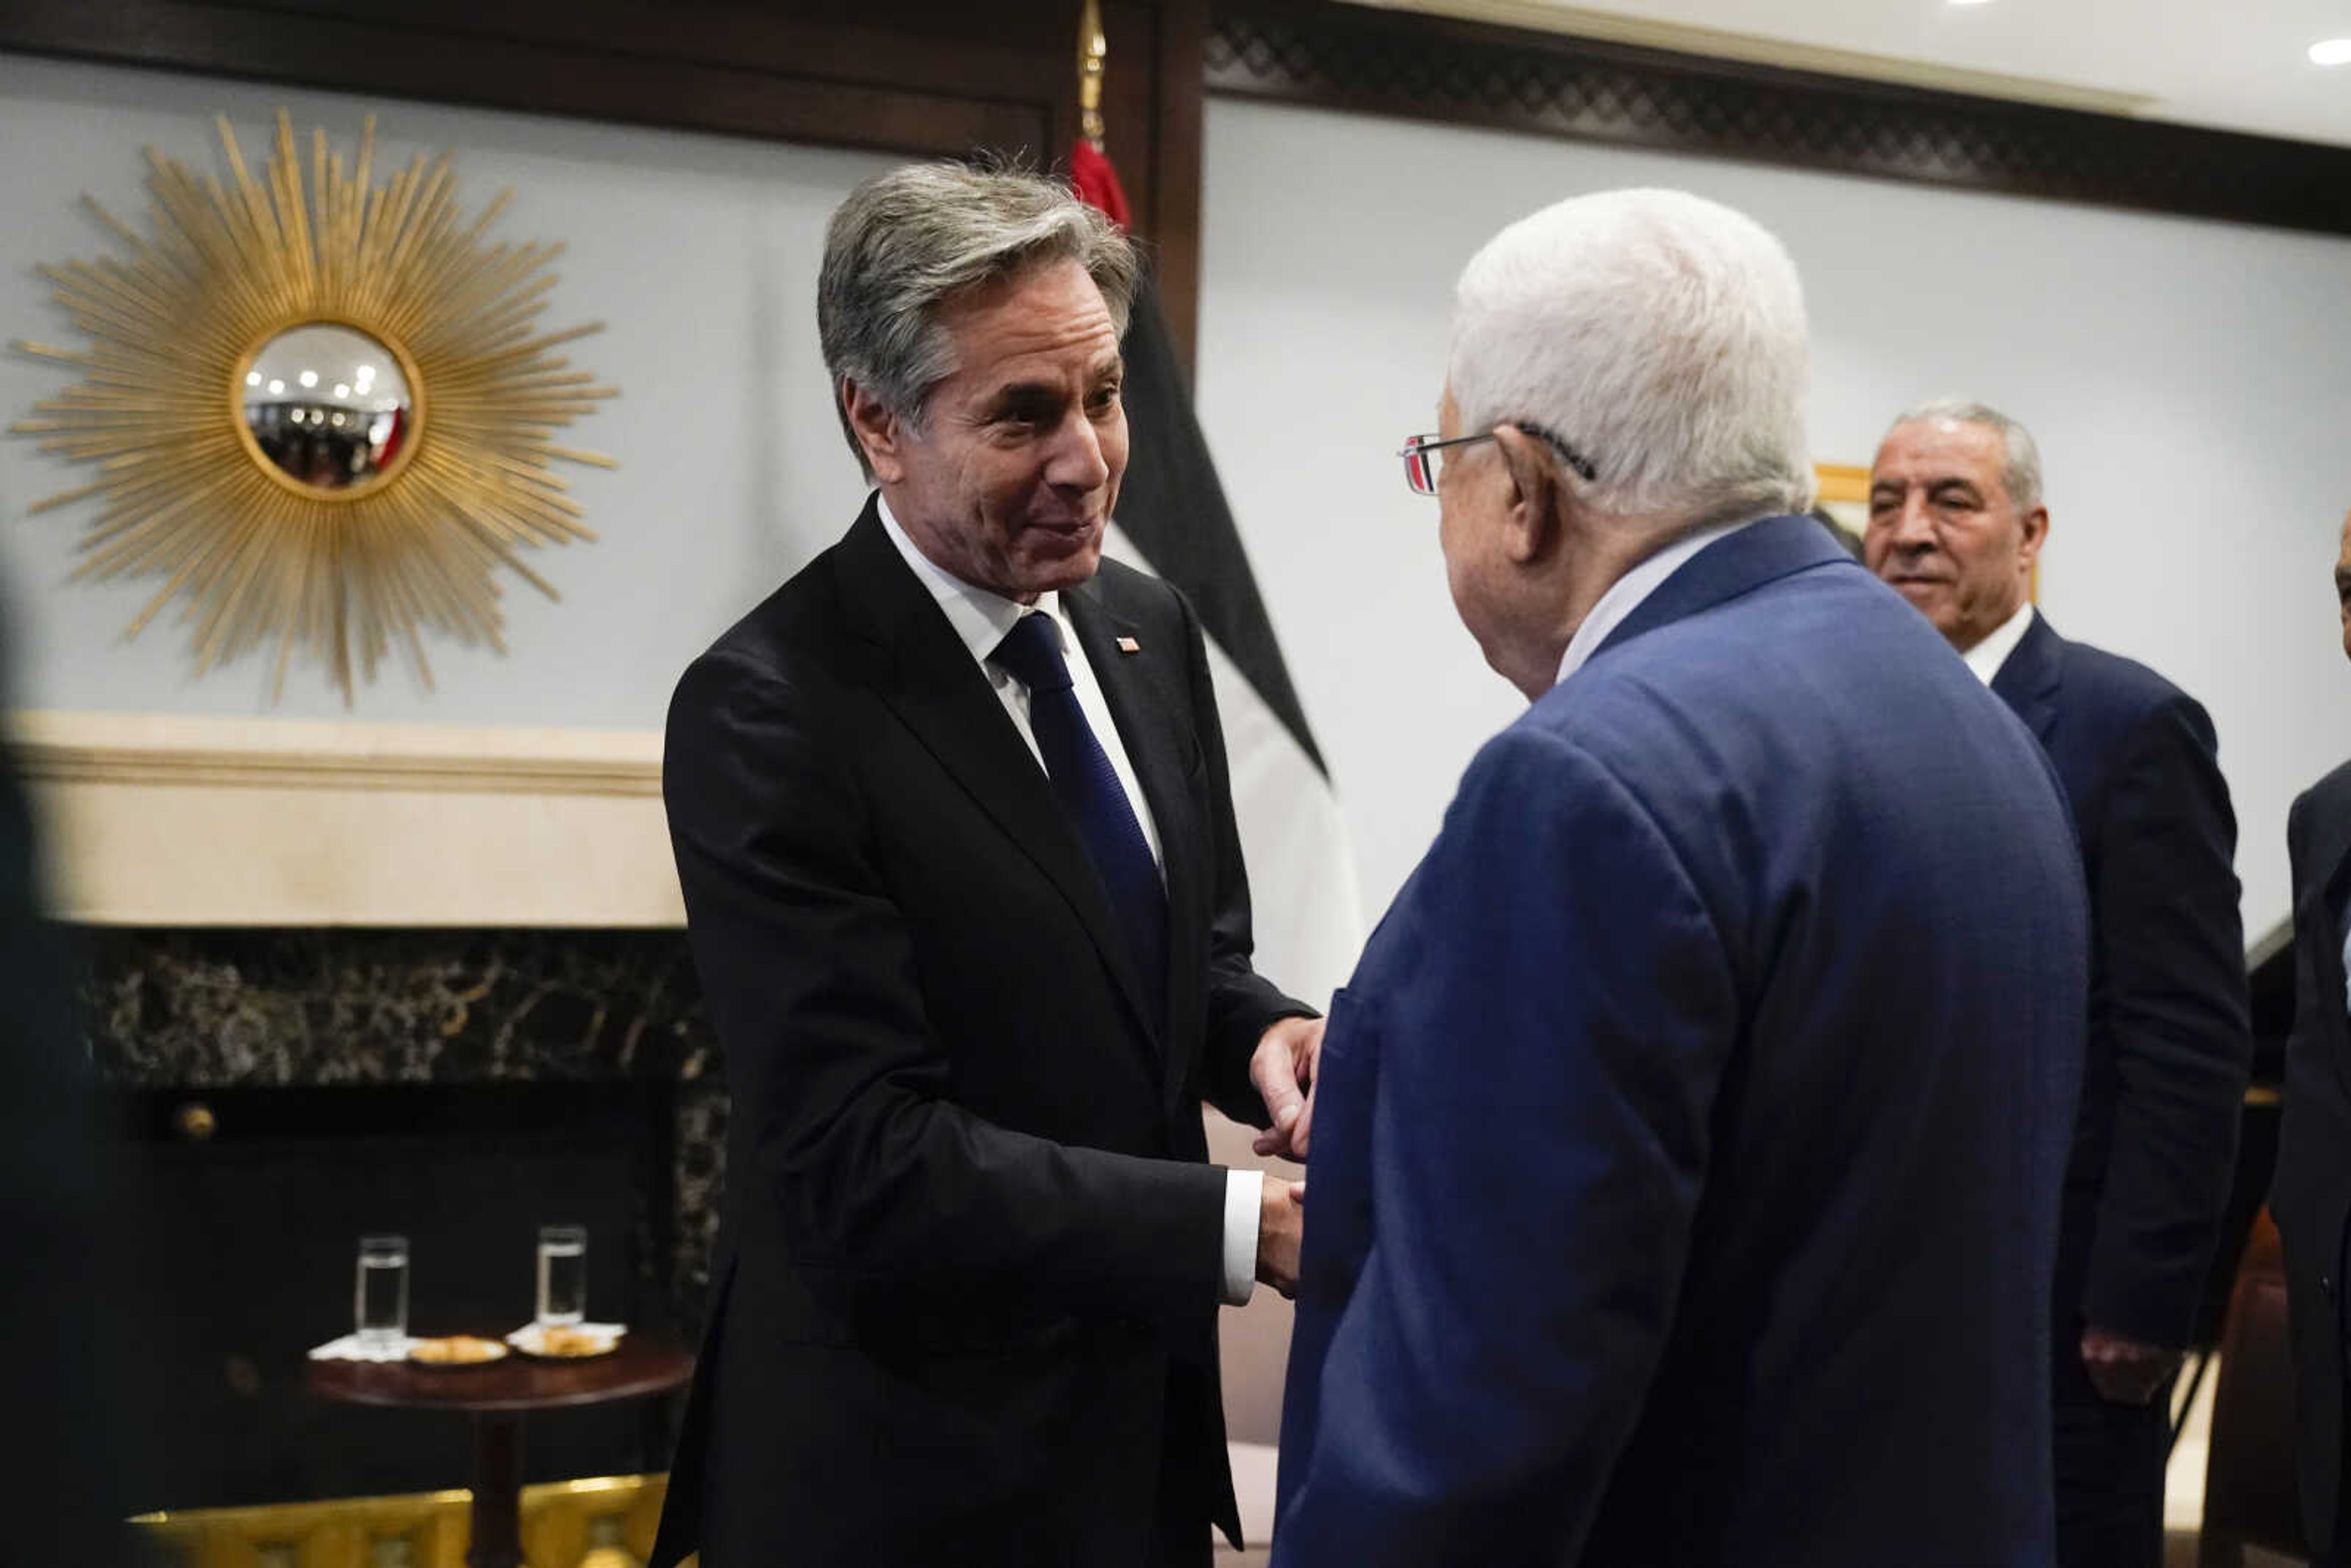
[2079,1324,2185,1407]
[1247,1015,1324,1299]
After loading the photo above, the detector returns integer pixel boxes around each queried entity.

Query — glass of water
[354,1234,410,1348]
[536,1223,587,1326]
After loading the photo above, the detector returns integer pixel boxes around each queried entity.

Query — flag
[1073,143,1361,1010]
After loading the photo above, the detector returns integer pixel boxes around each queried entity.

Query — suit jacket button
[2323,1274,2336,1297]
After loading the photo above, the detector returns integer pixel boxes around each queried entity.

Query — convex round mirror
[239,323,416,494]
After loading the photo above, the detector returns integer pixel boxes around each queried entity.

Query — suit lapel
[1067,578,1201,1088]
[1592,512,1856,662]
[833,504,1162,1057]
[1990,612,2063,746]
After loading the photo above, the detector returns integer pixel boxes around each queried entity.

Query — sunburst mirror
[9,111,616,700]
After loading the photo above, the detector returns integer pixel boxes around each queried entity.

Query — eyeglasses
[1398,424,1599,497]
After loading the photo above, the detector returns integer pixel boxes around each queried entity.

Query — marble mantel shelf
[9,710,683,927]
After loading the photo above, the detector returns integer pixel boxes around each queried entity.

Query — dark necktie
[990,612,1168,1029]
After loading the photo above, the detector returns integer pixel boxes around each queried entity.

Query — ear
[2017,503,2050,571]
[842,378,911,485]
[1491,425,1564,566]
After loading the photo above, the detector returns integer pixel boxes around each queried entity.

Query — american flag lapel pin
[1116,636,1141,654]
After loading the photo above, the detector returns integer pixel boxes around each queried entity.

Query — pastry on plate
[408,1334,509,1366]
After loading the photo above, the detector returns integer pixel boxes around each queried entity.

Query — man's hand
[1251,1015,1327,1161]
[2079,1324,2186,1406]
[1256,1177,1308,1298]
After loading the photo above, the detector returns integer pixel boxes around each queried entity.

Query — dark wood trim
[1207,0,2351,239]
[0,0,1210,359]
[1146,0,1209,379]
[1,1,1062,161]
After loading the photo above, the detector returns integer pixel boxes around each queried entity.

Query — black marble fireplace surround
[80,926,726,1511]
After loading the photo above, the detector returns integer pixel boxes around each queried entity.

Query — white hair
[1448,187,1815,526]
[1887,397,2044,512]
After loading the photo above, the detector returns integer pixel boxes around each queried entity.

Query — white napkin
[308,1333,420,1362]
[506,1321,628,1354]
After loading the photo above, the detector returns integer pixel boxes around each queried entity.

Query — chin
[1016,538,1104,598]
[1462,621,1535,699]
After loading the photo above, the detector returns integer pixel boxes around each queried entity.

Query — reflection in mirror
[241,324,414,493]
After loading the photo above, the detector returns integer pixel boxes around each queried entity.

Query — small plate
[407,1335,510,1367]
[509,1322,624,1359]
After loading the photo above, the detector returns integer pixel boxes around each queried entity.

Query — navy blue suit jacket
[1274,516,2089,1567]
[1988,615,2249,1377]
[2274,757,2351,1555]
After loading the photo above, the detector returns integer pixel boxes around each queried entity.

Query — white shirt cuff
[1221,1168,1262,1307]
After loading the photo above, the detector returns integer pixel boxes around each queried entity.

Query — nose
[1885,490,1937,553]
[1044,409,1112,492]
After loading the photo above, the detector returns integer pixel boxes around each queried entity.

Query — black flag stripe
[1113,285,1327,777]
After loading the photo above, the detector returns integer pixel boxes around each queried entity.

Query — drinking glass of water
[536,1223,587,1326]
[354,1234,410,1348]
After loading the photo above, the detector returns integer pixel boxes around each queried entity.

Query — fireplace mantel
[9,710,681,926]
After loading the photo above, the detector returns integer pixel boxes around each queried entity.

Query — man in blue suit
[1868,402,2251,1568]
[1271,189,2089,1567]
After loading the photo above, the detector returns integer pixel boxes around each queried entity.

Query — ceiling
[1359,0,2351,148]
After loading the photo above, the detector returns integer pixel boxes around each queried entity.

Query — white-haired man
[1869,401,2251,1568]
[1272,189,2090,1566]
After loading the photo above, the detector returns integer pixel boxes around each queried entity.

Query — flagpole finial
[1079,0,1108,151]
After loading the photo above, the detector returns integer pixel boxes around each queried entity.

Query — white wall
[5,56,2344,943]
[0,53,894,728]
[1196,96,2351,939]
[0,56,1371,998]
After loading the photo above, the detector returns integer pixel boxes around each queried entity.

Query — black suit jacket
[650,500,1310,1567]
[1991,615,2251,1374]
[2273,757,2351,1554]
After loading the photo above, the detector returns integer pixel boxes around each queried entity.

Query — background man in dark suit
[1273,188,2088,1567]
[650,163,1320,1568]
[2271,503,2351,1564]
[1867,399,2253,1568]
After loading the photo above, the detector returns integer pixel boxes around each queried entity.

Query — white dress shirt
[2340,920,2351,1016]
[877,495,1262,1304]
[1554,517,1757,687]
[1960,600,2037,688]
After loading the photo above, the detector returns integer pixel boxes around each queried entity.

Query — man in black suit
[1868,399,2252,1568]
[2273,504,2351,1564]
[648,163,1321,1568]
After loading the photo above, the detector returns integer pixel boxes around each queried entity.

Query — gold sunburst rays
[9,110,616,702]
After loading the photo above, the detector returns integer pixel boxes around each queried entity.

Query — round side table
[306,1337,692,1568]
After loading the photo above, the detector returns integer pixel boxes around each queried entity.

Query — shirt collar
[1959,600,2036,687]
[1554,517,1757,686]
[876,491,1068,666]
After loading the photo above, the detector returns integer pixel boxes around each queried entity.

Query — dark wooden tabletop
[306,1334,692,1414]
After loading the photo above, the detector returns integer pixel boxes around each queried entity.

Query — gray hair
[818,162,1141,476]
[1448,187,1815,528]
[1887,398,2045,512]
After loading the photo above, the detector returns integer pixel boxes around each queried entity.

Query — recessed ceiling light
[1948,0,1995,7]
[2312,38,2351,66]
